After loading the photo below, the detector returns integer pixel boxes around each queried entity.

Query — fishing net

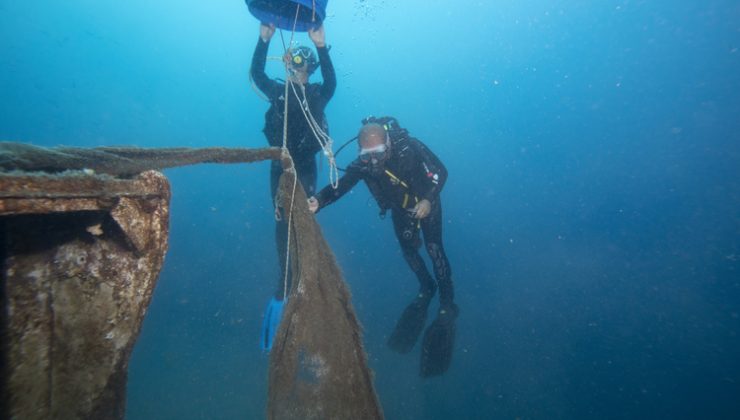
[268,158,384,419]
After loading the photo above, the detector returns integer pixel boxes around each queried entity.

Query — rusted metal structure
[1,170,171,419]
[0,142,383,419]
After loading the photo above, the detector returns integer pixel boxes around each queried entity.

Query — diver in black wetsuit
[251,22,336,296]
[308,118,458,377]
[251,23,336,352]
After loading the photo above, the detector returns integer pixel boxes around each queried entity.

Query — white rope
[281,160,298,301]
[278,3,302,301]
[287,80,339,189]
[274,2,340,298]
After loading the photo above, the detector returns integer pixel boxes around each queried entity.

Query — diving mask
[360,143,389,165]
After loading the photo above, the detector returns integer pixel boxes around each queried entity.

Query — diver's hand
[308,24,325,48]
[410,199,431,219]
[307,196,319,213]
[260,23,275,42]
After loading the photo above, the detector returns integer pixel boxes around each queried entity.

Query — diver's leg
[388,208,435,353]
[270,160,281,201]
[272,156,316,299]
[421,200,454,308]
[295,156,317,197]
[419,200,457,376]
[392,209,436,298]
[271,161,290,299]
[274,220,290,299]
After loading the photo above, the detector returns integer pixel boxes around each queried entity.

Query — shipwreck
[0,142,383,419]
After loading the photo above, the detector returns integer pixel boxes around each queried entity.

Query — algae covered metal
[1,170,171,419]
[0,142,383,419]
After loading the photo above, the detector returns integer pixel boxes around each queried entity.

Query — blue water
[2,1,740,418]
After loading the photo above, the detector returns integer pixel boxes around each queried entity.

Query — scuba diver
[251,22,336,351]
[308,117,458,377]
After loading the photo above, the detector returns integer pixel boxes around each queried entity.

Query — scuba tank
[361,115,408,140]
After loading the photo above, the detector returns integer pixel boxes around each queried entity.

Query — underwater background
[2,0,739,418]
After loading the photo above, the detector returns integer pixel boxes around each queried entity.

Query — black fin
[420,305,459,377]
[387,297,432,354]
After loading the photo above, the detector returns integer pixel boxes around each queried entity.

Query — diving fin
[388,295,432,354]
[420,304,459,377]
[260,297,285,352]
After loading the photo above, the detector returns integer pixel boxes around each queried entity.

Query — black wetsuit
[251,37,336,297]
[315,133,454,308]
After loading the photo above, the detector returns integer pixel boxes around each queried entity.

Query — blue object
[260,297,285,351]
[246,0,328,32]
